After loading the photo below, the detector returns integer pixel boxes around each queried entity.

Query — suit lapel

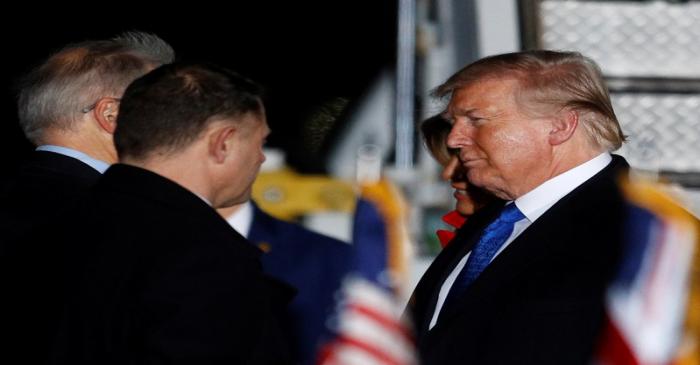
[411,201,505,337]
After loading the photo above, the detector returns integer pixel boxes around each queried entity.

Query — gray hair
[17,31,175,144]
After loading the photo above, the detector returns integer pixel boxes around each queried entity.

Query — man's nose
[446,120,474,150]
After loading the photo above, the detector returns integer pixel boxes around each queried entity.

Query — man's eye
[471,117,488,125]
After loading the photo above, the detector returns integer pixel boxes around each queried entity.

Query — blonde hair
[434,50,626,151]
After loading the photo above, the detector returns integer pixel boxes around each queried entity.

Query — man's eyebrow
[446,107,479,118]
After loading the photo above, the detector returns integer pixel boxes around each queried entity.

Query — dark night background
[1,2,397,175]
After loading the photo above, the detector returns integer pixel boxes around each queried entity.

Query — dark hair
[114,63,264,160]
[434,50,625,151]
[420,114,453,165]
[17,31,174,144]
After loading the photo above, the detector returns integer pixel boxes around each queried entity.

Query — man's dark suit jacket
[0,151,102,364]
[0,150,101,251]
[52,164,293,364]
[407,155,629,365]
[247,203,352,365]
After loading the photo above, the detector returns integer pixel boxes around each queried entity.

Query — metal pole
[395,0,416,169]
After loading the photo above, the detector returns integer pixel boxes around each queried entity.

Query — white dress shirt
[225,201,253,238]
[428,152,612,329]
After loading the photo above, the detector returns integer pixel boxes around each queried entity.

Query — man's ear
[93,98,120,134]
[548,109,578,146]
[208,124,237,163]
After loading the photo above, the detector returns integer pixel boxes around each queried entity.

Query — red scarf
[436,210,467,247]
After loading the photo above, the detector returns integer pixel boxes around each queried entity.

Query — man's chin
[467,173,506,199]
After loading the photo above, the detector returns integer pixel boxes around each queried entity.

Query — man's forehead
[445,78,519,114]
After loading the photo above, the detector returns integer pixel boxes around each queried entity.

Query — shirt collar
[36,145,110,174]
[515,152,612,223]
[225,201,253,238]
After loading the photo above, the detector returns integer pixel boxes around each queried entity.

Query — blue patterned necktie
[444,203,525,306]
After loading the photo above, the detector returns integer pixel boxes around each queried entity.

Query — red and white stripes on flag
[317,278,417,365]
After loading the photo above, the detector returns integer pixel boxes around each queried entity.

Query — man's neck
[41,129,117,164]
[122,154,214,207]
[506,139,605,201]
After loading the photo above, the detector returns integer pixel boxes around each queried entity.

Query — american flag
[595,179,700,365]
[317,180,418,365]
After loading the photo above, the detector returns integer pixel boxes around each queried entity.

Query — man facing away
[406,50,629,364]
[2,31,174,241]
[0,32,173,364]
[51,63,293,364]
